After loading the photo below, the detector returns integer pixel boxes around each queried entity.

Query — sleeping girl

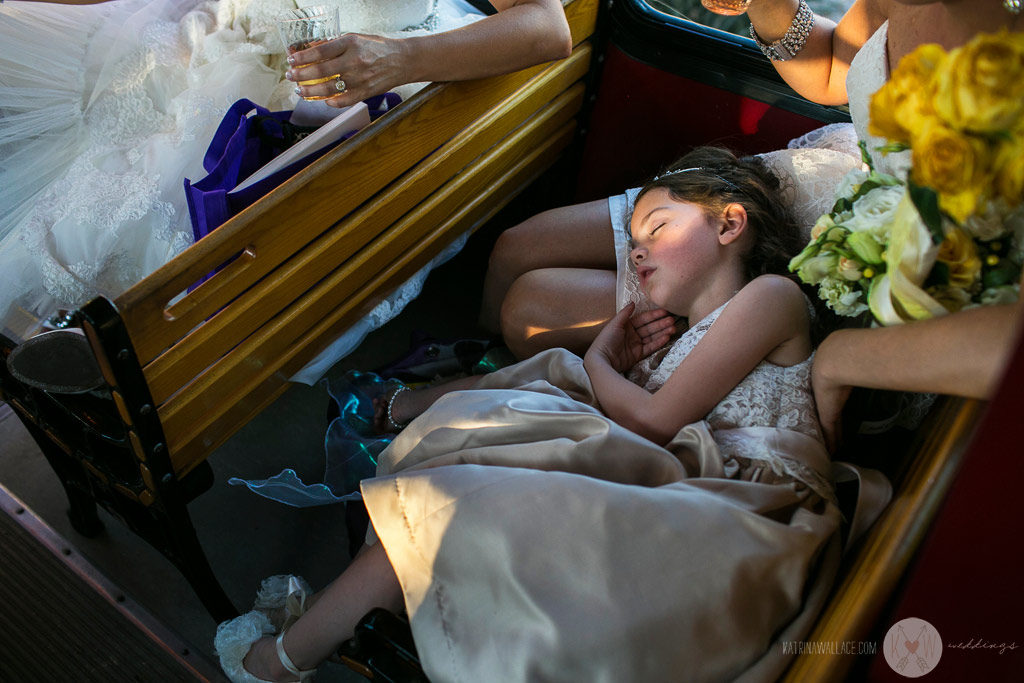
[216,146,843,682]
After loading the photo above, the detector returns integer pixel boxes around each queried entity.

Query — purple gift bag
[184,94,401,242]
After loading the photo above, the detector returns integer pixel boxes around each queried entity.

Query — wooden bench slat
[142,50,591,406]
[162,108,579,472]
[115,0,599,366]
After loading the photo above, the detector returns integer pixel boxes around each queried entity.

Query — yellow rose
[994,134,1024,208]
[911,119,992,222]
[935,227,982,290]
[870,43,946,143]
[933,30,1024,134]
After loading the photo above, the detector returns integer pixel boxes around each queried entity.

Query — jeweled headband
[653,166,739,190]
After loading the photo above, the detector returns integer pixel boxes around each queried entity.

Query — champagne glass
[701,0,753,15]
[277,5,343,100]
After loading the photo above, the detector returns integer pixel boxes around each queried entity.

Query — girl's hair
[635,146,804,281]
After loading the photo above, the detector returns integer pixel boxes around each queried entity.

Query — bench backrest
[83,0,599,483]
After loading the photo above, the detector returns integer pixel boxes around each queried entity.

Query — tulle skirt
[0,0,300,338]
[0,0,478,341]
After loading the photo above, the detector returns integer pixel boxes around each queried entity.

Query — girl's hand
[586,303,675,374]
[287,33,407,108]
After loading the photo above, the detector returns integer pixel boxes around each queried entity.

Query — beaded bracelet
[385,384,410,433]
[749,0,815,62]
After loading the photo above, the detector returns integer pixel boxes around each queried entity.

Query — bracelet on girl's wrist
[385,384,410,433]
[749,0,815,62]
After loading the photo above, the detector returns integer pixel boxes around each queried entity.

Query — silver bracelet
[385,384,410,433]
[750,0,815,62]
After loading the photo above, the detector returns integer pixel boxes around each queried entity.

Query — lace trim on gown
[0,0,484,347]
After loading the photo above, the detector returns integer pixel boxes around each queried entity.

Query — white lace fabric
[629,296,831,502]
[846,20,911,178]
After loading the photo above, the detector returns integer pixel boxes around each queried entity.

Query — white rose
[834,168,869,202]
[844,185,904,240]
[819,276,868,316]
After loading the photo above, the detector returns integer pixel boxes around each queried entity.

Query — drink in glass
[277,5,343,100]
[701,0,753,16]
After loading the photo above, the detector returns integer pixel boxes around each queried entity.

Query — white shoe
[253,575,311,632]
[215,611,317,682]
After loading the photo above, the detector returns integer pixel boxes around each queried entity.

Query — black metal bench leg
[172,525,240,623]
[158,486,239,623]
[20,416,104,537]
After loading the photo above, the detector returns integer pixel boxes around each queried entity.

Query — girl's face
[629,188,722,313]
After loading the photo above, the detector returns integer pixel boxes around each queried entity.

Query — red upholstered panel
[575,44,828,202]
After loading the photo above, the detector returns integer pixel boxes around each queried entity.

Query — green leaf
[908,180,945,244]
[875,142,910,155]
[858,140,874,169]
[983,260,1021,289]
[924,261,950,289]
[832,197,853,214]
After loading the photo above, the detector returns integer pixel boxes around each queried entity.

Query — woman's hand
[287,33,408,108]
[811,360,850,454]
[585,303,675,374]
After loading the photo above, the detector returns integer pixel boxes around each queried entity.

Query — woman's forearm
[397,0,572,85]
[814,304,1022,399]
[746,0,880,105]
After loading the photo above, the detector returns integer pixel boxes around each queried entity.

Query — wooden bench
[0,0,600,622]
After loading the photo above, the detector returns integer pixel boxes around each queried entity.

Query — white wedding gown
[0,0,481,343]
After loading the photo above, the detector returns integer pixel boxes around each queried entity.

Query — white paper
[233,101,371,192]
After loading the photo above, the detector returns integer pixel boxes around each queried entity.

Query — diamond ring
[335,77,347,93]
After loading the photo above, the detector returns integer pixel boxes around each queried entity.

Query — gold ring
[335,77,347,93]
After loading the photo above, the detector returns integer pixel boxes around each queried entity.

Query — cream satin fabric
[363,350,842,682]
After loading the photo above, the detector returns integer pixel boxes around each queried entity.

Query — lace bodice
[630,298,823,443]
[846,20,911,178]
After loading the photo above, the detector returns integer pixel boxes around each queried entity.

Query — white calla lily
[867,275,902,325]
[879,192,949,323]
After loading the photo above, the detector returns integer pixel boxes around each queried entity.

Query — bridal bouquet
[789,30,1024,325]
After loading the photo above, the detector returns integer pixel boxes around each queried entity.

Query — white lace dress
[0,0,481,342]
[360,294,839,682]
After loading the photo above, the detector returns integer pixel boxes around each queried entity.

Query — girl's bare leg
[243,543,402,681]
[479,199,617,337]
[501,267,617,358]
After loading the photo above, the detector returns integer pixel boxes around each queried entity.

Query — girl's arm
[746,0,886,106]
[288,0,572,106]
[585,275,812,445]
